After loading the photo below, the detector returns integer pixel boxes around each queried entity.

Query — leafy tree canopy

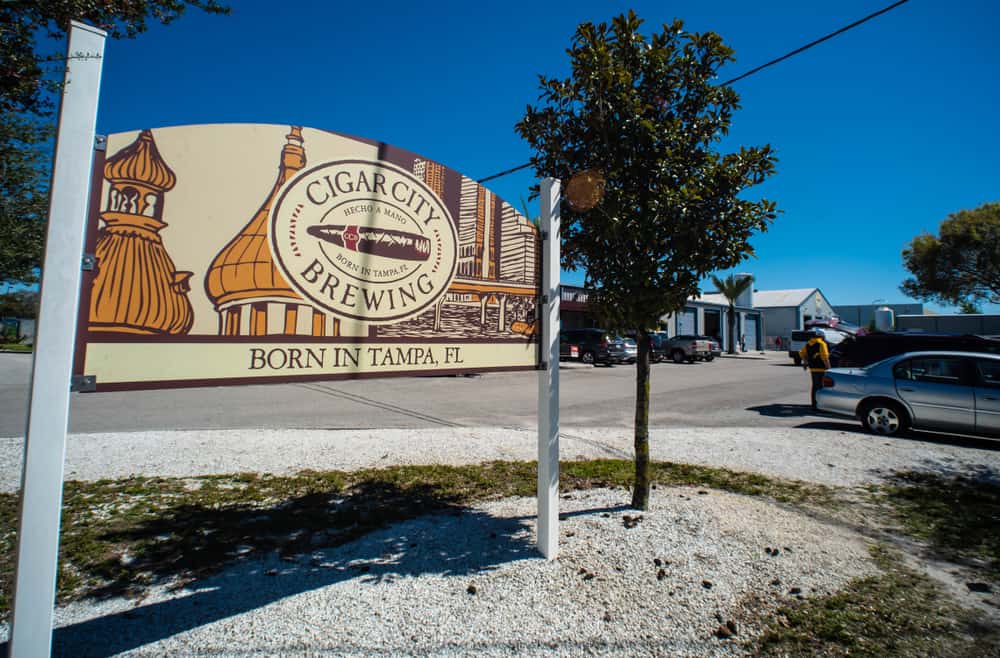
[0,0,229,285]
[516,11,777,333]
[900,202,1000,309]
[0,112,50,285]
[517,11,777,509]
[2,0,230,116]
[0,289,40,318]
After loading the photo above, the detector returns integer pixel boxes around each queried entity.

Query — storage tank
[874,305,895,332]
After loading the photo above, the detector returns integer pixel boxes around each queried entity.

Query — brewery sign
[74,124,542,390]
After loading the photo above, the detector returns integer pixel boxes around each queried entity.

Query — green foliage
[0,289,39,318]
[900,202,1000,309]
[516,11,778,331]
[709,273,752,353]
[0,112,50,285]
[959,299,982,314]
[516,11,776,508]
[1,0,230,117]
[0,0,230,285]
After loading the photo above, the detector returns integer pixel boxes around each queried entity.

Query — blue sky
[80,0,998,313]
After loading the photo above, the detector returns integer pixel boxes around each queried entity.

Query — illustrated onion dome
[104,129,177,193]
[89,129,194,335]
[204,127,306,307]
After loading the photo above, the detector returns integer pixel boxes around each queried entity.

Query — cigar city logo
[270,159,458,322]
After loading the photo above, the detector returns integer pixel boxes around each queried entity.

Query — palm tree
[710,274,754,354]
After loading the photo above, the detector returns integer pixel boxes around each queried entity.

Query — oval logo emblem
[270,159,458,323]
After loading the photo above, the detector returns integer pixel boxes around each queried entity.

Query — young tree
[0,0,229,285]
[0,112,50,286]
[710,273,753,354]
[900,202,1000,310]
[517,11,777,509]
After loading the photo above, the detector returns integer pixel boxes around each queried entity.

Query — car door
[893,356,975,431]
[973,358,1000,435]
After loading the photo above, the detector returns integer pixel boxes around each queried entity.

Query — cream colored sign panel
[78,124,540,390]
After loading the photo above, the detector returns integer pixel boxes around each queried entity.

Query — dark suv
[560,329,628,366]
[831,332,1000,368]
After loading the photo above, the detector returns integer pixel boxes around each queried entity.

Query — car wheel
[792,355,802,366]
[671,350,685,364]
[705,355,714,362]
[860,400,910,437]
[581,351,595,365]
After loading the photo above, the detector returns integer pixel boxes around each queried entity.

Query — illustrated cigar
[306,224,431,262]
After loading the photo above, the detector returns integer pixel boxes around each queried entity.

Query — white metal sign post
[536,177,561,559]
[8,21,106,658]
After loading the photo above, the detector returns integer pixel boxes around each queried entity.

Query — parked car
[560,328,628,366]
[649,332,671,362]
[662,334,712,364]
[695,335,722,360]
[788,328,850,365]
[831,332,1000,368]
[559,340,579,361]
[817,351,1000,438]
[621,337,638,364]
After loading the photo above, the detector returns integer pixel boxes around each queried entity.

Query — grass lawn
[1,459,996,654]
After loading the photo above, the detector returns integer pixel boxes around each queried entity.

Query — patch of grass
[874,471,1000,578]
[0,459,832,620]
[0,343,31,352]
[754,544,1000,657]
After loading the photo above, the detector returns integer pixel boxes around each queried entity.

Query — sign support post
[8,21,106,658]
[537,177,561,559]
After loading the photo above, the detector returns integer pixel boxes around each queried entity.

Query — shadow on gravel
[48,512,535,656]
[746,403,817,418]
[12,480,538,657]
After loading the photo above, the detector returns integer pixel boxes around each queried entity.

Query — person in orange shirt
[799,330,831,410]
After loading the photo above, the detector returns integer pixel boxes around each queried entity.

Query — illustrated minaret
[89,130,194,334]
[205,127,340,337]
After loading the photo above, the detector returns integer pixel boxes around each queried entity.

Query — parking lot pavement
[1,351,811,437]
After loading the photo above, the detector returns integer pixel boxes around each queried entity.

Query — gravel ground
[3,425,997,655]
[6,487,876,657]
[3,424,999,493]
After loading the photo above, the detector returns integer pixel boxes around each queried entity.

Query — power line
[720,0,910,86]
[476,0,911,184]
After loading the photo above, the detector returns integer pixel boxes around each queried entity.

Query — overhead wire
[476,0,912,184]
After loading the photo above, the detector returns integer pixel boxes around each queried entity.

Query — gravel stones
[19,486,876,656]
[6,423,1000,493]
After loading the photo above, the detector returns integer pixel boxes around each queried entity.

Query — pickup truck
[652,333,713,363]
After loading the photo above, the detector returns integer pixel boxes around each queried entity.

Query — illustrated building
[89,129,194,334]
[457,175,500,280]
[413,158,445,199]
[204,127,342,337]
[499,202,538,283]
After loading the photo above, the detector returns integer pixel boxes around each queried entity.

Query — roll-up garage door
[678,308,697,335]
[744,316,759,351]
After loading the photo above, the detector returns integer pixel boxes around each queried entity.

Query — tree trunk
[632,329,651,510]
[727,305,736,354]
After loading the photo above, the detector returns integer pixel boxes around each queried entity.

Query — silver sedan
[816,351,1000,437]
